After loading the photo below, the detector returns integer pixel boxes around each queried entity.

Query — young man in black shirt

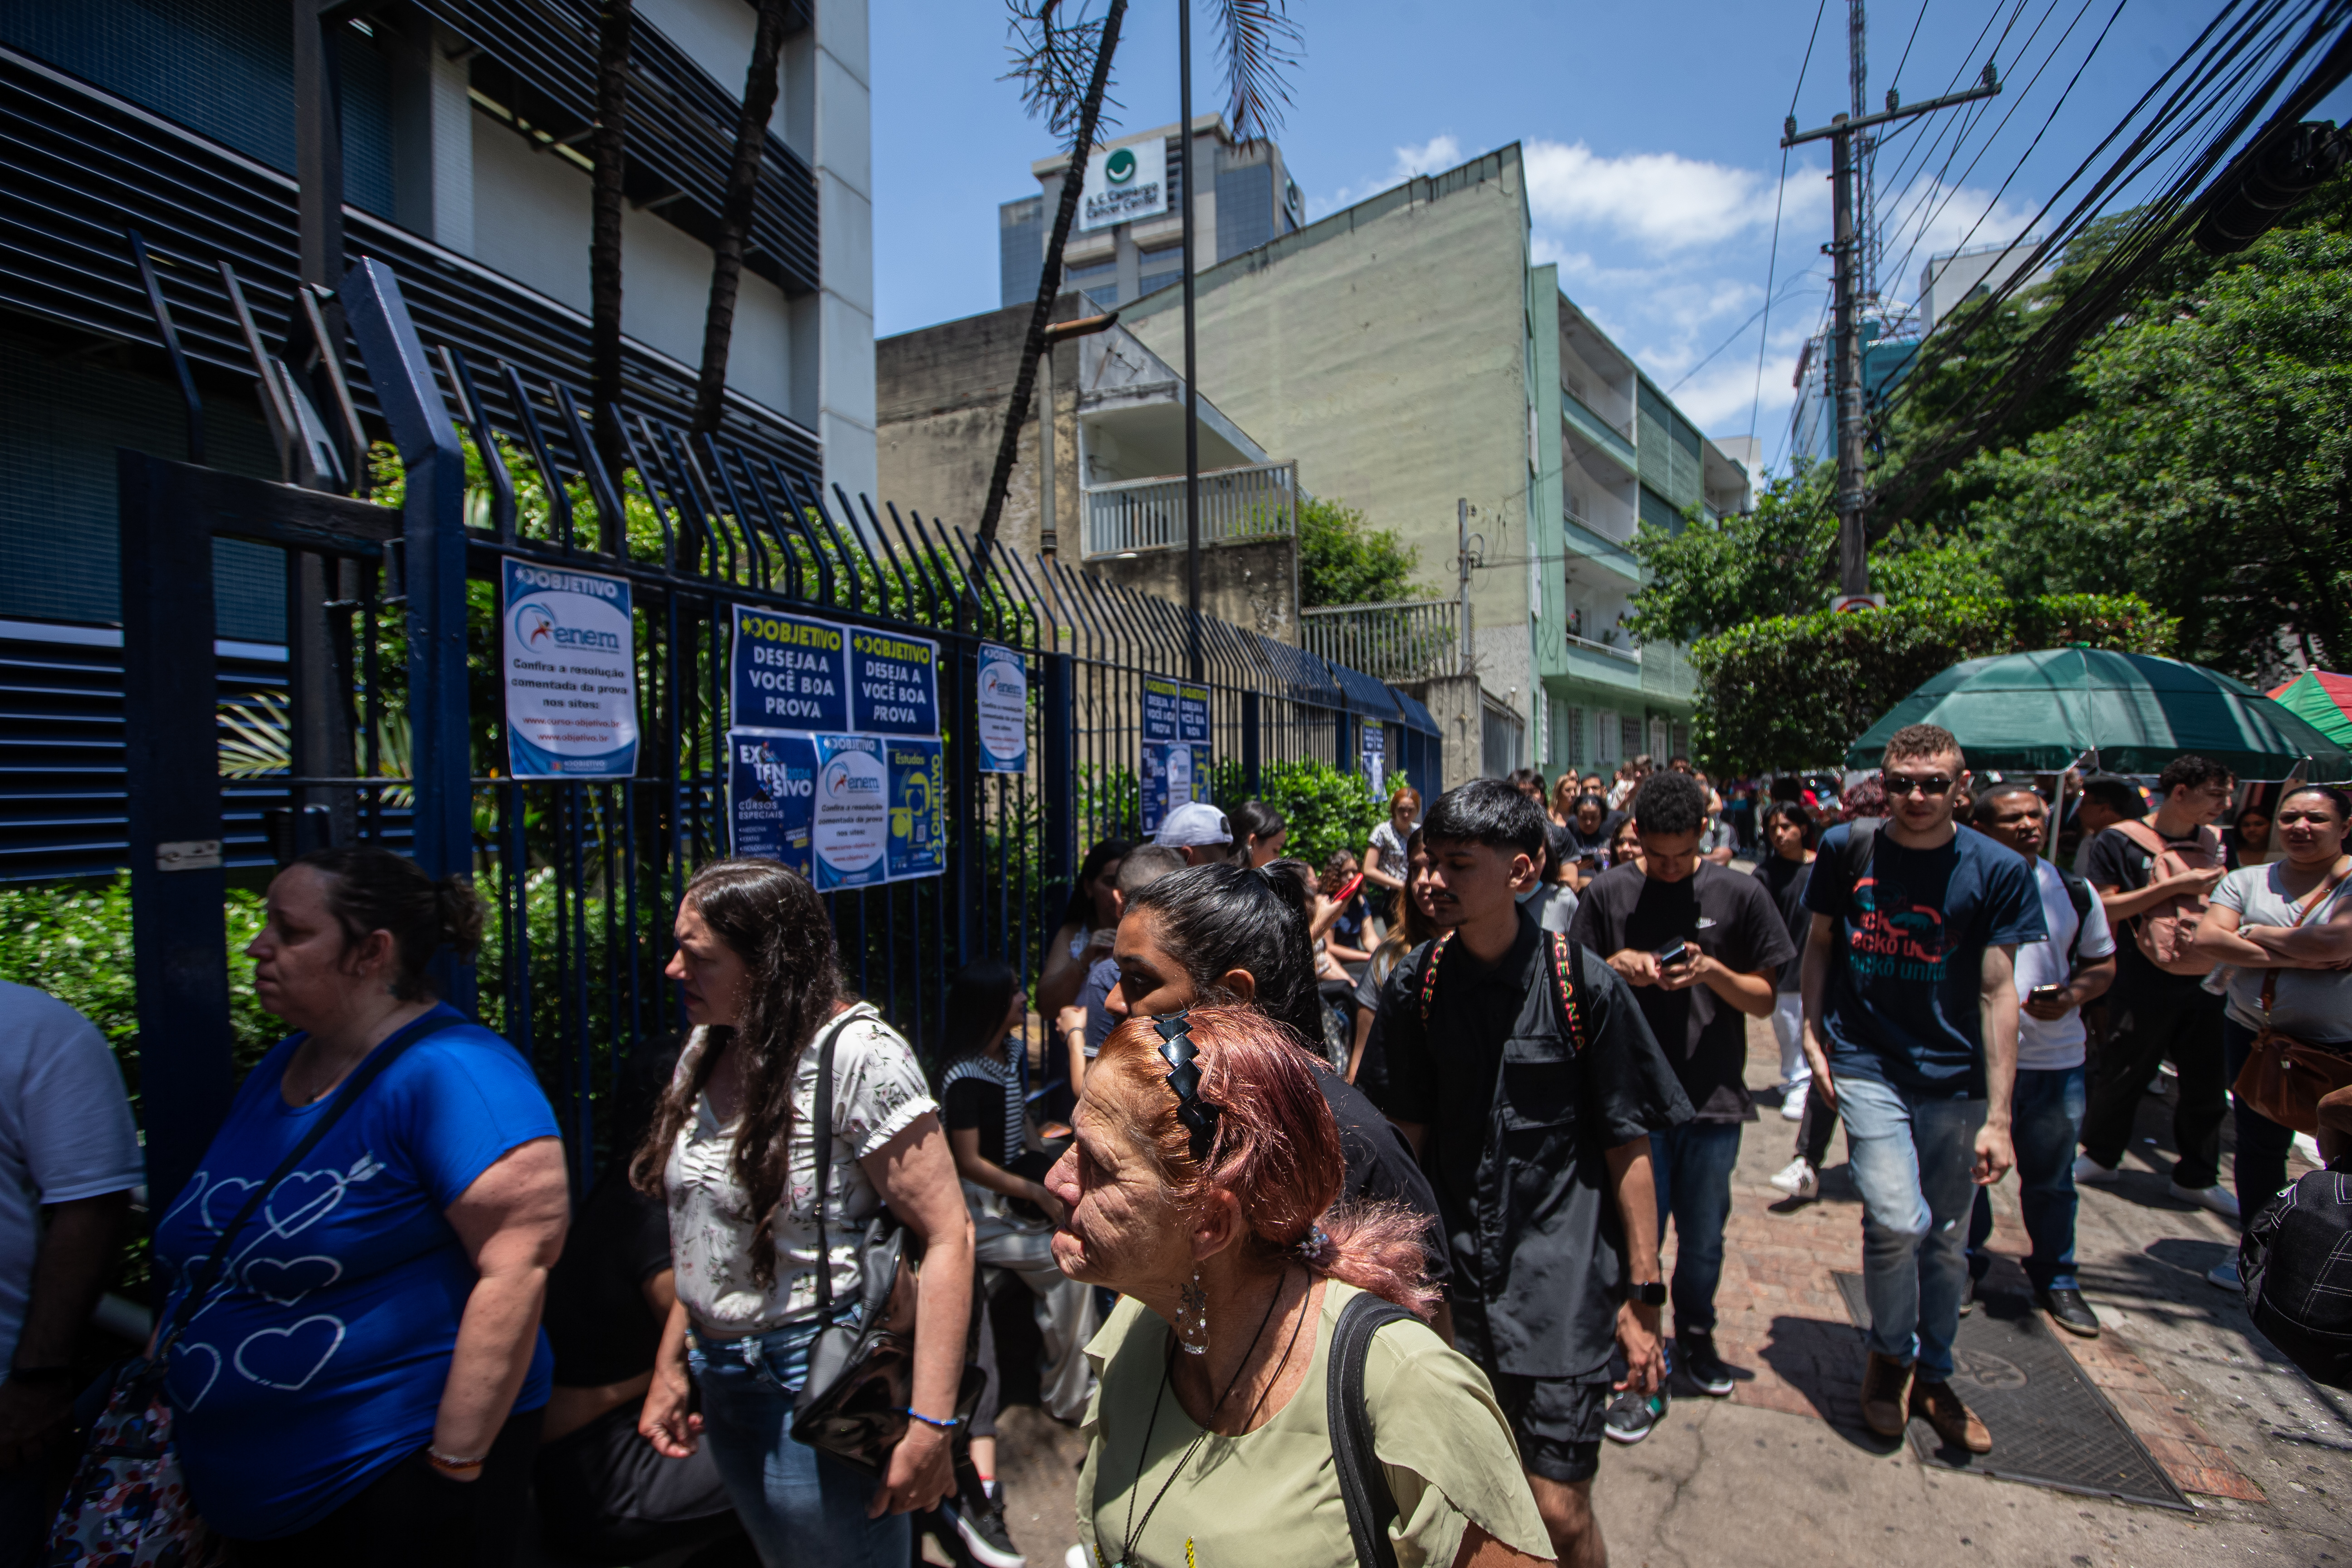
[1380,780,1691,1568]
[2073,755,2238,1225]
[1569,771,1792,1411]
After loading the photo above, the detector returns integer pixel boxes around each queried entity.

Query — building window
[1065,257,1118,306]
[1137,246,1182,298]
[999,198,1046,308]
[1622,715,1643,760]
[1215,159,1274,260]
[1671,722,1689,762]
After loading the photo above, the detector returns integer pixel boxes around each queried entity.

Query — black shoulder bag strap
[157,1010,465,1357]
[1841,816,1881,883]
[1329,1289,1414,1568]
[805,1008,862,1318]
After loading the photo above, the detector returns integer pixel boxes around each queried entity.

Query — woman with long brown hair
[633,859,972,1565]
[1049,1006,1553,1567]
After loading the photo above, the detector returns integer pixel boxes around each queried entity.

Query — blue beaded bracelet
[903,1407,964,1431]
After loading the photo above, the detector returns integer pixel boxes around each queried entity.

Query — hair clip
[1152,1012,1222,1164]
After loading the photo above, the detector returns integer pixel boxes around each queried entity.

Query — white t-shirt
[1369,819,1414,876]
[0,984,143,1367]
[2014,859,2117,1071]
[2212,863,2352,1044]
[664,1004,938,1336]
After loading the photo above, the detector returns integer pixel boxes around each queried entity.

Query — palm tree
[589,0,634,485]
[975,0,1300,584]
[691,0,794,439]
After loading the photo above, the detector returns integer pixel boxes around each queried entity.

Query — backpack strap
[1841,817,1881,883]
[1415,932,1453,1026]
[1546,931,1587,1057]
[2058,867,2095,973]
[1328,1290,1413,1568]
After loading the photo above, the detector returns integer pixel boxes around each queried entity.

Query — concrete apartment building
[1117,143,1751,784]
[0,0,874,640]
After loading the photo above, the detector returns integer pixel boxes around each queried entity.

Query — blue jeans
[688,1314,909,1568]
[1837,1075,1985,1381]
[1650,1121,1744,1334]
[1966,1064,2086,1291]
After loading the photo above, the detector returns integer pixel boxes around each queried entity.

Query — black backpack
[2241,1166,2352,1389]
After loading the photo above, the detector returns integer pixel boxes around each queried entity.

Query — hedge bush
[1690,593,2177,776]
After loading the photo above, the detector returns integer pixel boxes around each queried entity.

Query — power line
[1747,147,1795,448]
[1678,273,1824,396]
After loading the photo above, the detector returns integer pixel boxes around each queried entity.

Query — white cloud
[1311,133,1478,217]
[1523,140,1827,253]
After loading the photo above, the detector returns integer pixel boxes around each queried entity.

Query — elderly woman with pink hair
[1046,1005,1556,1568]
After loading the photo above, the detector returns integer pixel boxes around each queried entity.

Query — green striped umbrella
[1845,648,2352,780]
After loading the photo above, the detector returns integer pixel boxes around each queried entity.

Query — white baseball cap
[1154,801,1232,849]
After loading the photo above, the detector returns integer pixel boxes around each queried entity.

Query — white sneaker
[1780,1092,1807,1122]
[2206,1257,2241,1290]
[2293,1132,2324,1166]
[1768,1157,1818,1200]
[1066,1548,1093,1568]
[2073,1153,2121,1185]
[2170,1181,2241,1220]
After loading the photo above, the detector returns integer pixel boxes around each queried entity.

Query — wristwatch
[1624,1280,1668,1308]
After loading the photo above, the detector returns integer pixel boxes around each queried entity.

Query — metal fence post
[118,450,235,1225]
[1042,650,1076,902]
[340,259,475,1009]
[953,639,980,965]
[1241,689,1262,797]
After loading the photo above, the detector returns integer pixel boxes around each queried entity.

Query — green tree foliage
[1956,225,2352,679]
[1625,464,1835,644]
[1296,497,1429,608]
[1690,594,2176,776]
[1229,759,1401,870]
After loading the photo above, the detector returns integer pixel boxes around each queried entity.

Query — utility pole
[1176,4,1203,681]
[1455,498,1476,677]
[1786,60,1999,594]
[1849,1,1877,307]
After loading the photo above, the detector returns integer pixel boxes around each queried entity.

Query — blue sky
[871,0,2333,466]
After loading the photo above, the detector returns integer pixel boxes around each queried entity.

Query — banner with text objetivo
[725,611,948,883]
[501,557,638,778]
[1139,676,1213,836]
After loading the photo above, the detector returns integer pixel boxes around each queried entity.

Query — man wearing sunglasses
[1799,724,2045,1453]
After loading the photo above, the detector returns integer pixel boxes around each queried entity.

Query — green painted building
[1118,142,1751,783]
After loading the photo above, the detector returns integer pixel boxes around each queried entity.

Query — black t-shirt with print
[1567,861,1795,1122]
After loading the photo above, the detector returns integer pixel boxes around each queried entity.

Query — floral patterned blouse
[663,1004,938,1335]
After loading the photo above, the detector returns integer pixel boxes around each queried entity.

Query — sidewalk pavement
[982,1016,2352,1568]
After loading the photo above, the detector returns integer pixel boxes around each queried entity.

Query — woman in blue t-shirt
[152,848,568,1564]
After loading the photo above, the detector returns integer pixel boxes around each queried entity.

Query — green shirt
[1077,1282,1553,1568]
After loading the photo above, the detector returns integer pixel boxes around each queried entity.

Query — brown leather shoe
[1859,1351,1913,1438]
[1910,1377,1992,1453]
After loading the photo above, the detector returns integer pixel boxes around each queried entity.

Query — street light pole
[1786,60,1999,598]
[1177,0,1203,682]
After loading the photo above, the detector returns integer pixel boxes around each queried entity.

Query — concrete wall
[1120,149,1539,736]
[875,299,1066,551]
[1089,537,1299,645]
[1398,674,1484,794]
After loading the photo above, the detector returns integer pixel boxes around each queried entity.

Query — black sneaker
[941,1492,1026,1568]
[1602,1384,1668,1444]
[1677,1330,1735,1396]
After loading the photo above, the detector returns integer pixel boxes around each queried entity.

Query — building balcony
[1299,598,1462,683]
[1562,392,1638,475]
[1562,514,1643,583]
[1081,461,1297,558]
[1556,633,1697,702]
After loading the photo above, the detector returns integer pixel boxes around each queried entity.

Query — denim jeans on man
[1837,1076,1985,1379]
[1965,1065,2085,1290]
[1649,1121,1743,1333]
[689,1312,910,1567]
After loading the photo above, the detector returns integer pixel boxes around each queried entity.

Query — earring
[1176,1269,1209,1356]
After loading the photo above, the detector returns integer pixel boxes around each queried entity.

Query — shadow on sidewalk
[1753,1312,1905,1456]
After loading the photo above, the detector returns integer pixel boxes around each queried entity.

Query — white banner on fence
[976,642,1027,774]
[501,557,638,778]
[812,733,891,890]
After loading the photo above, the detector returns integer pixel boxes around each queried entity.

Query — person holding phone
[1568,772,1792,1428]
[1963,786,2117,1337]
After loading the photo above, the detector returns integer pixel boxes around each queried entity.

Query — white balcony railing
[1300,598,1463,681]
[1082,461,1298,557]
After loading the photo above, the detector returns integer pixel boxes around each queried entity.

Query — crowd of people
[2,732,2348,1568]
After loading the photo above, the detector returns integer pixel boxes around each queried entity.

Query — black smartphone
[1653,939,1692,970]
[2028,983,2066,1005]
